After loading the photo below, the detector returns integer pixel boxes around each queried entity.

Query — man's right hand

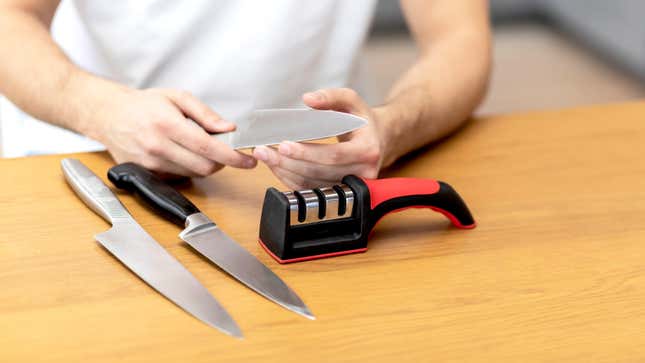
[0,2,254,176]
[89,88,257,177]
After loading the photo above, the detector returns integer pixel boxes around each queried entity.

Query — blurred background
[366,0,644,114]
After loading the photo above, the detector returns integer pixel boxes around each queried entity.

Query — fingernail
[254,147,268,161]
[220,120,235,129]
[245,158,257,168]
[304,91,324,102]
[278,142,292,156]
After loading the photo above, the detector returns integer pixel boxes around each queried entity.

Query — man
[0,0,490,189]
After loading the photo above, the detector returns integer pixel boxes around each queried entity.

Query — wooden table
[1,102,645,362]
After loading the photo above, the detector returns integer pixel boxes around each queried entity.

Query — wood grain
[1,101,645,362]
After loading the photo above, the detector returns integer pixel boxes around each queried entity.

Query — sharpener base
[258,238,367,264]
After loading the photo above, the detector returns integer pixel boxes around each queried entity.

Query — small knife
[213,108,367,149]
[61,158,242,337]
[107,163,314,319]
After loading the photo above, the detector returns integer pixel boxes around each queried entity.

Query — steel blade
[96,221,243,337]
[180,213,314,319]
[214,108,367,149]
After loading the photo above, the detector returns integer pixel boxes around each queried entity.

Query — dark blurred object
[371,1,407,34]
[372,0,645,83]
[542,1,645,83]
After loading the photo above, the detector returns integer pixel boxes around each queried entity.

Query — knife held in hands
[213,108,367,149]
[61,158,242,337]
[107,162,314,319]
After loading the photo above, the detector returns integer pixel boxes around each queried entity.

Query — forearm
[375,14,491,167]
[0,4,126,138]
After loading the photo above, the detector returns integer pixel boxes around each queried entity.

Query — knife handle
[61,158,132,224]
[107,163,200,226]
[356,177,476,229]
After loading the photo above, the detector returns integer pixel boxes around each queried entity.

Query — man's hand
[91,88,257,177]
[253,88,385,189]
[251,0,492,190]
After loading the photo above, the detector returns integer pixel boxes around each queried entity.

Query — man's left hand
[253,88,386,189]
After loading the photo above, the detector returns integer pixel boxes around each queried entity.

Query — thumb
[302,88,368,115]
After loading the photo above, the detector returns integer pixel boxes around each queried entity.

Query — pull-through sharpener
[258,175,476,263]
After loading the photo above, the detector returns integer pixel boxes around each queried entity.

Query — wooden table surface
[1,102,645,362]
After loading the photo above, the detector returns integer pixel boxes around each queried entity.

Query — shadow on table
[379,116,481,178]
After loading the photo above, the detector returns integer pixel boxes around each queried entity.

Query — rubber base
[258,238,368,264]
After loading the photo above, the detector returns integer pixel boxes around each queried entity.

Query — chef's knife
[213,108,367,149]
[107,162,314,320]
[61,158,242,337]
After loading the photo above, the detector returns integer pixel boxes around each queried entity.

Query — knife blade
[61,158,242,337]
[213,108,367,149]
[107,162,314,320]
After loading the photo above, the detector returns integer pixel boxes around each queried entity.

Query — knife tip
[293,305,316,320]
[304,313,316,321]
[203,316,244,338]
[213,322,244,339]
[230,331,245,339]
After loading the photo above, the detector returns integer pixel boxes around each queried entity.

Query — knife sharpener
[258,175,476,263]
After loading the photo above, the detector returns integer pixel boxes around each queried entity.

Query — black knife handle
[107,163,200,226]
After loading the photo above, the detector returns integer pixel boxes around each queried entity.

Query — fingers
[160,140,225,177]
[250,87,383,188]
[153,161,200,178]
[105,88,258,178]
[276,141,380,166]
[163,116,257,169]
[137,155,200,177]
[133,132,222,177]
[164,89,235,133]
[256,144,364,179]
[160,89,257,169]
[254,146,334,188]
[302,88,369,115]
[108,148,197,178]
[254,145,376,188]
[270,165,332,190]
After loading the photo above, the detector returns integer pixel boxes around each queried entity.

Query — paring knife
[61,158,242,337]
[107,162,314,319]
[213,108,367,149]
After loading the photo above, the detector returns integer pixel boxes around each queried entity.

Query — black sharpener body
[259,176,371,263]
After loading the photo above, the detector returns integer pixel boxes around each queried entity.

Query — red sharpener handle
[361,177,476,229]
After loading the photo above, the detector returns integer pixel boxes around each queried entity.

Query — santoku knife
[213,108,367,149]
[61,158,242,337]
[107,162,314,319]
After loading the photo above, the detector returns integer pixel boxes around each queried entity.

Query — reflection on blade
[96,222,242,337]
[214,109,367,149]
[179,218,314,319]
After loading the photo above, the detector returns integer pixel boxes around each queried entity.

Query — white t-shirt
[0,0,376,157]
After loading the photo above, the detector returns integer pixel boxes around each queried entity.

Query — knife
[107,162,314,320]
[213,108,367,149]
[61,158,242,337]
